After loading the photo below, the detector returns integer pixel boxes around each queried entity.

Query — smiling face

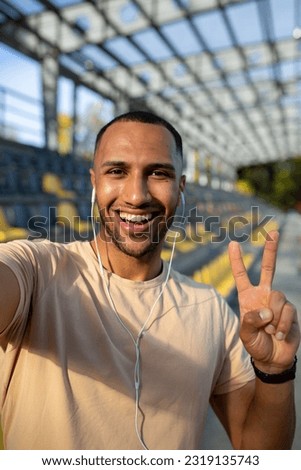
[90,120,185,262]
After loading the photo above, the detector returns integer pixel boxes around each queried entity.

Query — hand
[228,230,300,372]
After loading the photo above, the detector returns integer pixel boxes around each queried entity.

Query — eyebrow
[146,163,177,173]
[101,160,177,173]
[101,160,128,168]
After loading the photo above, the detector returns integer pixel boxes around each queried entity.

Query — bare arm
[211,378,295,449]
[0,262,20,333]
[220,231,300,449]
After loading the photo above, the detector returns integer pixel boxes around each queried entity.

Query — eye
[150,169,174,179]
[107,168,126,176]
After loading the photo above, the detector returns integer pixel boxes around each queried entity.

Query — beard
[97,208,175,259]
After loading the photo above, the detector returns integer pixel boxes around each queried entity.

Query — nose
[123,173,151,207]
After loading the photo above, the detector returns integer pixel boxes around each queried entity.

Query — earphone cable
[90,195,183,450]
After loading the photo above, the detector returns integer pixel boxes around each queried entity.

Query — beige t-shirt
[0,239,254,450]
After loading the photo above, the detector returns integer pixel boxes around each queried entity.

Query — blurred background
[0,0,301,450]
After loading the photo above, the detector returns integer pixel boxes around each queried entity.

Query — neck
[91,235,164,281]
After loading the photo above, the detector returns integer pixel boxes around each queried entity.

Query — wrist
[250,356,297,384]
[252,359,295,375]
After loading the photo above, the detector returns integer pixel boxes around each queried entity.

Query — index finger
[228,241,252,293]
[259,230,279,288]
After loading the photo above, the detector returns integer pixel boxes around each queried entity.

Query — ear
[180,174,186,192]
[177,175,186,206]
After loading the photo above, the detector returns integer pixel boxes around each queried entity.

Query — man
[0,111,300,450]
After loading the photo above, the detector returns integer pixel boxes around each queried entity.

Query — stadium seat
[35,157,51,173]
[77,200,92,220]
[61,174,73,191]
[13,152,33,169]
[27,204,58,240]
[56,201,93,239]
[18,168,42,194]
[0,207,28,242]
[4,204,30,229]
[0,168,20,195]
[72,174,91,195]
[0,151,12,168]
[42,172,76,199]
[0,170,7,195]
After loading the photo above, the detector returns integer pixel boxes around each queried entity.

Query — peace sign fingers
[228,239,252,294]
[259,230,279,288]
[228,230,279,294]
[228,230,299,369]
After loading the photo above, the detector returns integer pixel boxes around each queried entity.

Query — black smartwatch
[250,356,297,384]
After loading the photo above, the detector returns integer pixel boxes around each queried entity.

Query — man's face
[90,121,185,259]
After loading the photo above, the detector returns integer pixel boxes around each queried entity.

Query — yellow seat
[56,201,92,234]
[0,208,28,242]
[193,250,254,297]
[161,248,174,261]
[42,173,76,199]
[165,224,198,254]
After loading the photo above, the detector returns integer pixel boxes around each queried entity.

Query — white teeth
[119,212,153,223]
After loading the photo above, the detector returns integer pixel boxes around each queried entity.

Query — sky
[0,0,298,148]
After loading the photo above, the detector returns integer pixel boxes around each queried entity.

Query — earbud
[180,191,186,218]
[180,191,185,208]
[91,187,96,204]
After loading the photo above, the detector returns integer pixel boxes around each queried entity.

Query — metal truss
[0,0,300,179]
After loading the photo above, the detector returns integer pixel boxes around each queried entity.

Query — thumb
[240,308,274,342]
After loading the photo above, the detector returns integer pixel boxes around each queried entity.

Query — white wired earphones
[180,191,185,219]
[90,187,185,450]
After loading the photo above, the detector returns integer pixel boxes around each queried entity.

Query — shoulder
[0,238,55,256]
[0,239,92,268]
[0,239,49,267]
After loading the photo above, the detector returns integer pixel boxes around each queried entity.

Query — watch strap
[250,356,297,384]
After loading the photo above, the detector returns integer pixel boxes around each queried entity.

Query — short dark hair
[94,110,183,161]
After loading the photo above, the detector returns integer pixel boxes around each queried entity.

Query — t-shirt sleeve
[0,240,37,340]
[212,292,255,395]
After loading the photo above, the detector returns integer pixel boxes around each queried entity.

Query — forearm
[0,262,20,333]
[240,379,296,449]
